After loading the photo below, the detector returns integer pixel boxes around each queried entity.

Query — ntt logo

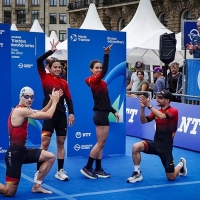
[75,132,82,138]
[70,34,77,42]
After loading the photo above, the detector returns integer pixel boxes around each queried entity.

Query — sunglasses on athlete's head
[22,95,34,100]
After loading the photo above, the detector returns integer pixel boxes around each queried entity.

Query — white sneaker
[34,170,39,182]
[179,157,187,176]
[127,171,143,183]
[55,169,69,181]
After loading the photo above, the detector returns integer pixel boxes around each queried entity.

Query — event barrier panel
[0,24,11,160]
[67,28,126,157]
[126,97,200,152]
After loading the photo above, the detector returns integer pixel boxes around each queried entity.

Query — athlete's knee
[97,141,106,149]
[166,173,175,181]
[3,188,17,197]
[132,142,144,153]
[48,152,56,162]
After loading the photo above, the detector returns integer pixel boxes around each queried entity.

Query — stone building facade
[67,0,200,33]
[0,0,68,41]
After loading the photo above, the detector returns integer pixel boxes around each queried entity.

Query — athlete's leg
[90,126,109,159]
[0,183,18,197]
[32,150,56,194]
[56,136,66,160]
[132,142,145,165]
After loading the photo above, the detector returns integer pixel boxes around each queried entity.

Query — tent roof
[122,0,168,48]
[50,31,59,41]
[30,19,44,32]
[11,24,18,31]
[80,3,106,30]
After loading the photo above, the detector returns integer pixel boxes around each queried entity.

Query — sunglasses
[23,95,34,100]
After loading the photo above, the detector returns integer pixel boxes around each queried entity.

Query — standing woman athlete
[35,40,75,181]
[80,44,120,179]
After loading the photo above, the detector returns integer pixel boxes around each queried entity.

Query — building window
[16,0,25,5]
[50,13,57,24]
[59,30,66,42]
[31,11,39,23]
[160,14,168,27]
[4,0,12,6]
[17,10,26,24]
[183,11,192,20]
[32,0,40,5]
[4,11,11,23]
[59,0,66,6]
[118,18,125,31]
[50,0,57,6]
[59,13,66,24]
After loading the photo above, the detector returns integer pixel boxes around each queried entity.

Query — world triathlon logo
[188,29,198,41]
[70,34,77,42]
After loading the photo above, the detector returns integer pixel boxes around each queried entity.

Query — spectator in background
[126,61,149,92]
[152,67,165,98]
[60,62,67,80]
[126,65,133,88]
[127,71,149,98]
[167,62,182,103]
[186,21,200,58]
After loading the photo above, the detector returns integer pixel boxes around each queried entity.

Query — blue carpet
[0,136,199,200]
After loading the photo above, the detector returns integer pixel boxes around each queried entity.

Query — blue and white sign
[0,24,11,160]
[182,20,197,50]
[11,31,45,145]
[67,28,126,157]
[186,59,200,99]
[126,97,200,152]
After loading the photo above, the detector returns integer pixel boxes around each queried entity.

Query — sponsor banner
[67,28,126,157]
[0,24,11,159]
[126,97,200,152]
[186,59,200,99]
[181,20,197,49]
[11,31,45,146]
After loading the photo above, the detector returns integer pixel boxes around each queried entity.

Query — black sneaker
[80,167,98,179]
[94,168,111,178]
[179,157,187,176]
[126,171,143,183]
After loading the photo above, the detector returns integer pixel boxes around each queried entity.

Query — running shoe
[80,167,98,179]
[94,168,111,178]
[126,171,143,183]
[55,169,69,181]
[179,157,187,176]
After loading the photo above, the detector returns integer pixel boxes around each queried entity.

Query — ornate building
[0,0,68,41]
[67,0,200,33]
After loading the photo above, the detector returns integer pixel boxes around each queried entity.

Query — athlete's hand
[67,114,75,127]
[114,113,120,122]
[49,88,60,103]
[50,39,59,52]
[58,89,64,97]
[139,95,150,107]
[104,44,113,54]
[186,42,193,50]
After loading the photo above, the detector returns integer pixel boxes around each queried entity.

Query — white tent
[49,31,59,41]
[51,3,107,60]
[122,0,192,65]
[30,19,44,32]
[80,3,106,30]
[11,24,18,31]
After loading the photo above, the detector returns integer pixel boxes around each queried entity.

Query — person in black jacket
[167,62,182,103]
[80,44,120,179]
